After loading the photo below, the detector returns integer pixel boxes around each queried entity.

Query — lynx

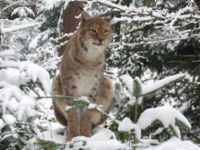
[52,13,113,141]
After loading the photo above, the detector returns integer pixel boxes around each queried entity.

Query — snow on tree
[144,137,200,150]
[0,1,52,149]
[65,129,130,150]
[118,117,141,140]
[137,106,191,139]
[0,0,200,149]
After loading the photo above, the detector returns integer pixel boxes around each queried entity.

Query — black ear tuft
[80,11,92,26]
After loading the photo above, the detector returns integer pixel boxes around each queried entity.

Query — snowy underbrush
[0,59,199,150]
[35,111,199,150]
[34,73,200,150]
[0,60,51,149]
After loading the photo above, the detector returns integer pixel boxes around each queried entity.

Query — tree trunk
[58,1,83,56]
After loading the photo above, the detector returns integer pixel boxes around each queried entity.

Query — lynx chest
[70,69,101,97]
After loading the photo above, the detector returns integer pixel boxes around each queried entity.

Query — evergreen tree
[0,1,51,149]
[0,0,200,149]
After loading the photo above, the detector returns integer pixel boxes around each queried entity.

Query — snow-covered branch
[38,95,115,121]
[0,60,51,94]
[120,73,185,97]
[129,33,200,46]
[142,73,185,96]
[0,22,40,34]
[0,81,35,122]
[94,0,127,11]
[0,1,22,15]
[137,106,191,138]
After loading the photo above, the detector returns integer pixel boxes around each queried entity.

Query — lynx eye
[104,29,111,34]
[89,28,97,34]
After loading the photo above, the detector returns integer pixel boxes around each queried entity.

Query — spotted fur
[52,14,113,141]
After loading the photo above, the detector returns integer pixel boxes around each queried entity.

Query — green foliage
[1,0,200,149]
[37,139,65,150]
[175,119,191,135]
[132,77,142,97]
[39,3,64,32]
[109,121,137,143]
[0,123,35,150]
[141,119,191,142]
[141,120,171,141]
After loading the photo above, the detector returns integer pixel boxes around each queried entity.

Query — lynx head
[78,12,113,52]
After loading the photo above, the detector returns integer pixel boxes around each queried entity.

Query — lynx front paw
[80,113,92,137]
[66,126,80,141]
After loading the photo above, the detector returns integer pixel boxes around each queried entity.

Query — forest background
[0,0,200,149]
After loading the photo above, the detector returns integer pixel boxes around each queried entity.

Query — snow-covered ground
[37,122,200,150]
[1,1,200,149]
[36,97,200,150]
[144,138,200,150]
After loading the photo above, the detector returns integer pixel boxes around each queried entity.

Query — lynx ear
[80,11,92,26]
[104,15,113,23]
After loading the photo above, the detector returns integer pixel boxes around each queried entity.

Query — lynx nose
[97,38,104,45]
[94,38,104,46]
[98,38,104,43]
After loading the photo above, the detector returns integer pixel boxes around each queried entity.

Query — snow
[0,60,51,94]
[137,106,191,138]
[1,1,200,149]
[0,68,27,88]
[40,0,65,10]
[142,73,185,95]
[145,137,200,150]
[31,71,196,149]
[68,128,130,150]
[36,121,200,150]
[0,81,35,122]
[118,117,141,139]
[94,0,127,11]
[2,114,17,125]
[1,22,40,34]
[37,122,65,144]
[74,138,130,150]
[11,7,35,17]
[119,74,133,94]
[65,105,74,112]
[120,73,185,97]
[17,96,35,121]
[20,61,51,94]
[118,117,135,132]
[0,119,5,130]
[0,81,25,103]
[29,34,40,50]
[6,98,19,112]
[128,97,136,105]
[0,50,15,59]
[38,125,130,150]
[88,103,102,109]
[90,128,116,141]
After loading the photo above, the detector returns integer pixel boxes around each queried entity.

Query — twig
[36,95,88,102]
[38,95,119,122]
